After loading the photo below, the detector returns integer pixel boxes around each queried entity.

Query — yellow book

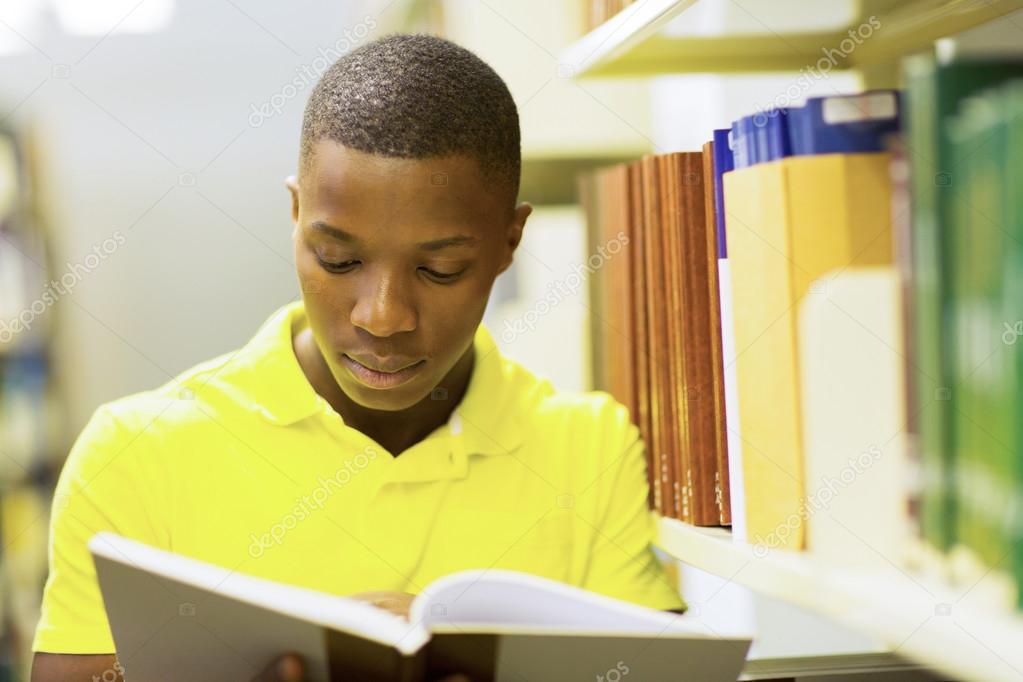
[723,154,893,550]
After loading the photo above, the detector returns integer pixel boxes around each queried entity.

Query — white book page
[410,569,733,638]
[89,532,429,654]
[719,258,748,542]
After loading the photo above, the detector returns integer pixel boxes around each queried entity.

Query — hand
[252,652,305,681]
[348,590,416,620]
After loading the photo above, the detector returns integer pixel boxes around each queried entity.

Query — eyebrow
[310,221,355,242]
[310,221,480,251]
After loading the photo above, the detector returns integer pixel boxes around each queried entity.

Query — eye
[419,266,465,283]
[316,256,359,274]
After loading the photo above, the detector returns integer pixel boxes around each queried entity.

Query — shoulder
[97,348,244,429]
[63,349,248,479]
[500,355,638,460]
[533,388,634,440]
[500,364,648,512]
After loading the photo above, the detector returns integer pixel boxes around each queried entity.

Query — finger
[367,598,411,620]
[252,652,305,682]
[276,653,305,681]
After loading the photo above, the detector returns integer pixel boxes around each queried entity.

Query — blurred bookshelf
[0,125,63,680]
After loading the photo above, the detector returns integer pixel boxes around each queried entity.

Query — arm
[31,653,122,682]
[578,399,688,612]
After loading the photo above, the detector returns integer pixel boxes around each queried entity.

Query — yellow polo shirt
[33,300,684,654]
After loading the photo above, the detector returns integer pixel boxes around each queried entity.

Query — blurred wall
[0,0,390,438]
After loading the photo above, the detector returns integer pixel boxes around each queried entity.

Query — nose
[350,270,417,337]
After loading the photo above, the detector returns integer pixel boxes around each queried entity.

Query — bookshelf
[658,516,1023,682]
[559,0,1023,78]
[564,2,1023,678]
[564,3,1023,681]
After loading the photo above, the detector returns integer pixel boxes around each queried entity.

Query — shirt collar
[243,300,525,457]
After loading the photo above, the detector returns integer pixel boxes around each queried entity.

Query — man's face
[288,141,529,411]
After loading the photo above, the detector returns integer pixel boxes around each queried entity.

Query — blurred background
[1,0,1022,680]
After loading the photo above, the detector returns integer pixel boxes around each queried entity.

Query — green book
[1001,80,1023,608]
[904,55,1023,553]
[946,89,1009,571]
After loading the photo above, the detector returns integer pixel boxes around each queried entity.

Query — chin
[354,390,426,412]
[338,376,432,412]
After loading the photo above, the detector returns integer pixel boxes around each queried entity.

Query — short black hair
[300,33,521,202]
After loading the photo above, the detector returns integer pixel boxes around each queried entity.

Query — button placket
[447,411,469,477]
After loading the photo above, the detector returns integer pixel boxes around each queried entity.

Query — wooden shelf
[559,0,1023,77]
[657,516,1023,682]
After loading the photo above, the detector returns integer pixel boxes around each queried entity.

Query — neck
[294,327,475,456]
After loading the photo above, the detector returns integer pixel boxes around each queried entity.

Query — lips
[340,353,426,389]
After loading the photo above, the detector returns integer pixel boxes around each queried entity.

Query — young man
[31,33,684,681]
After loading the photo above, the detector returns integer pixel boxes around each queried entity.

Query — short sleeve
[579,403,686,611]
[32,405,168,653]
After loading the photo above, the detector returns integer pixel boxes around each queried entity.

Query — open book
[90,532,751,681]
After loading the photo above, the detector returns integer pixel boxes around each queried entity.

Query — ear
[498,201,532,275]
[285,175,300,237]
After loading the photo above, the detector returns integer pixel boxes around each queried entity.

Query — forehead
[300,141,507,234]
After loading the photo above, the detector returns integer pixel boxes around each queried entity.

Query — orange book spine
[701,142,732,525]
[630,161,658,512]
[676,152,718,526]
[640,156,672,516]
[659,154,686,521]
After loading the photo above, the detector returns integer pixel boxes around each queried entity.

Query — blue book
[730,110,791,169]
[761,108,792,161]
[712,128,733,258]
[729,116,757,169]
[787,91,901,155]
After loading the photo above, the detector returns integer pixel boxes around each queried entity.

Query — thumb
[252,652,305,681]
[276,653,305,681]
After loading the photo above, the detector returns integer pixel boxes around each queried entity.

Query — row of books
[585,54,1023,608]
[579,152,730,525]
[582,91,902,541]
[905,56,1023,607]
[725,91,903,552]
[730,93,900,166]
